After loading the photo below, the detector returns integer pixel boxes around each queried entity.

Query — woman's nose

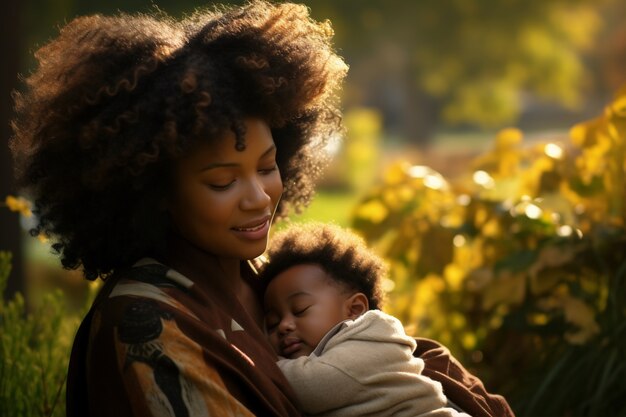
[240,177,271,211]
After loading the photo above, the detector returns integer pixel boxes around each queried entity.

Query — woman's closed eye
[206,165,276,191]
[208,180,235,191]
[258,163,278,176]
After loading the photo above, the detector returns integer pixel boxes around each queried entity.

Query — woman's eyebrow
[200,161,238,171]
[261,144,277,157]
[200,144,276,171]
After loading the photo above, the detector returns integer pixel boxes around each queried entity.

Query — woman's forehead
[180,118,274,167]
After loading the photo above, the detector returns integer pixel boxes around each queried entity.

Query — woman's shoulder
[110,258,195,292]
[109,260,194,299]
[89,259,202,331]
[68,260,285,417]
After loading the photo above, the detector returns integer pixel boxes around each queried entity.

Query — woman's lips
[231,216,271,240]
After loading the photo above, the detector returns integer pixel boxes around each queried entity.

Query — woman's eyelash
[208,166,276,189]
[208,182,234,191]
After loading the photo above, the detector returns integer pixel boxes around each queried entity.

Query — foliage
[0,252,86,417]
[341,108,383,192]
[352,87,626,416]
[18,0,621,142]
[309,0,613,132]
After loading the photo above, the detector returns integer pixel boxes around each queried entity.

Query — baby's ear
[345,292,369,319]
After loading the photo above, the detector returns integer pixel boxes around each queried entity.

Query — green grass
[276,189,360,229]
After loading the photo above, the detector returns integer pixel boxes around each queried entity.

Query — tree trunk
[1,0,24,300]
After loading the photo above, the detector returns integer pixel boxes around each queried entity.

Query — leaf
[495,250,537,274]
[482,270,526,310]
[529,245,577,277]
[537,293,600,345]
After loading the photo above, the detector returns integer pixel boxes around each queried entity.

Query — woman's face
[167,118,283,260]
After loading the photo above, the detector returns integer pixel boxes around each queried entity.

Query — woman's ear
[345,292,369,319]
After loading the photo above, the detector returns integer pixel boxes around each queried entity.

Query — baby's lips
[281,336,303,357]
[281,335,300,348]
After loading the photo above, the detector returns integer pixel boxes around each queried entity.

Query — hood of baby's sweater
[312,309,417,357]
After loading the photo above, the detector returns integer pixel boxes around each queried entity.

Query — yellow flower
[495,128,523,150]
[461,332,477,350]
[4,195,32,217]
[354,199,388,224]
[444,263,465,291]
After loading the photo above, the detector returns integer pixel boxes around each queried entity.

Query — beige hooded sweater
[277,310,471,417]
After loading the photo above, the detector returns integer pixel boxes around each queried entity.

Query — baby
[261,222,469,417]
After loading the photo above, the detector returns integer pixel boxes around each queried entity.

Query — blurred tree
[307,0,612,142]
[591,0,626,97]
[14,0,620,144]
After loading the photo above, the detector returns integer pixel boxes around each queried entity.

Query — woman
[11,2,346,415]
[11,1,513,416]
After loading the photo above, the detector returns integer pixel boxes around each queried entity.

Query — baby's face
[264,264,353,359]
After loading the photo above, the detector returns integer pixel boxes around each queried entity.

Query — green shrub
[0,252,82,417]
[352,88,626,416]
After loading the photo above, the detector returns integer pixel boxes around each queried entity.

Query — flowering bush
[352,88,626,416]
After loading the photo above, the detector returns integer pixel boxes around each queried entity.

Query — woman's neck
[160,232,241,292]
[158,232,264,327]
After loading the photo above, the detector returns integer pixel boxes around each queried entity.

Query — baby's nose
[278,317,295,333]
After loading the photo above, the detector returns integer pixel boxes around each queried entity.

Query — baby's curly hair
[260,222,386,310]
[10,1,348,280]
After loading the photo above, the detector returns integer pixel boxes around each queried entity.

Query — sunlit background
[1,1,625,416]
